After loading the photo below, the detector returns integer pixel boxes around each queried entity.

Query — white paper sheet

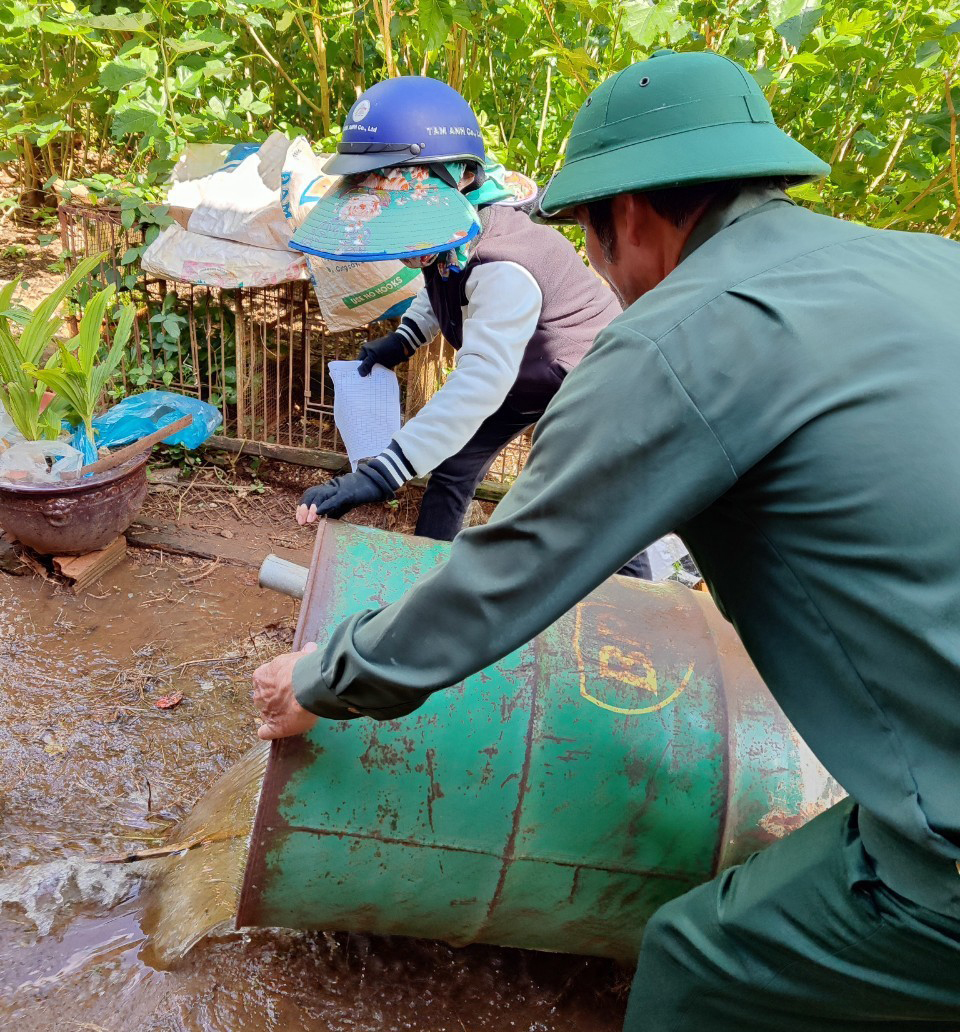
[646,533,693,581]
[329,360,402,470]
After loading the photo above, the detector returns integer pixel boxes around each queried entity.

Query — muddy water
[0,556,626,1031]
[140,740,271,967]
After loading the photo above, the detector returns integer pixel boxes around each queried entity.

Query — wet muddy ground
[0,550,626,1030]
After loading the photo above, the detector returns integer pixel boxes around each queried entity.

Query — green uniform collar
[680,186,794,263]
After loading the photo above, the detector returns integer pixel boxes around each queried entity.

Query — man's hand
[253,642,320,741]
[296,465,393,525]
[357,331,411,376]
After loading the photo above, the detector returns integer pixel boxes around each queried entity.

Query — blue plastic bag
[69,427,99,466]
[87,391,223,451]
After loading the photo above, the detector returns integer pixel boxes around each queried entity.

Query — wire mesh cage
[57,202,532,488]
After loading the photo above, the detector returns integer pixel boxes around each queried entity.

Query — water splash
[139,740,270,967]
[0,743,266,958]
[0,856,145,936]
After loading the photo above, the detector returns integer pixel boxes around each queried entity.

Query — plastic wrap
[90,391,223,451]
[0,440,83,484]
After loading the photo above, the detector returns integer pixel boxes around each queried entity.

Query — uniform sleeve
[395,286,440,351]
[387,261,542,478]
[292,324,739,720]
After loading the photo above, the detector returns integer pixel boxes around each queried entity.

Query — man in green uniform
[254,50,960,1029]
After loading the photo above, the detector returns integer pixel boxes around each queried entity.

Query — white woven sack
[141,223,308,289]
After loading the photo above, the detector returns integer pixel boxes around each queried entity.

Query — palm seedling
[22,262,135,448]
[0,253,120,442]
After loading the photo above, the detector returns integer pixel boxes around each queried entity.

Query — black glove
[297,465,394,522]
[357,330,411,377]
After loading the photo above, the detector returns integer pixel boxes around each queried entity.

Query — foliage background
[1,0,959,234]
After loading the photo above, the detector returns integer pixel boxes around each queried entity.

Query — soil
[0,552,295,877]
[0,194,64,308]
[0,552,627,1026]
[134,441,495,562]
[0,551,627,1031]
[140,448,428,546]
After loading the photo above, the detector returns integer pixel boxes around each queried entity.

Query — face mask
[400,254,438,269]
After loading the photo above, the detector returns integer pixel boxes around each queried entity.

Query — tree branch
[944,65,960,235]
[534,0,589,92]
[242,20,324,118]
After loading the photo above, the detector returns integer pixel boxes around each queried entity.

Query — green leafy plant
[143,291,189,388]
[0,251,105,440]
[161,442,203,475]
[129,290,238,406]
[28,283,135,446]
[0,281,65,441]
[1,0,957,234]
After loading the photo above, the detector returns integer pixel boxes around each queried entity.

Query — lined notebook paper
[329,360,402,470]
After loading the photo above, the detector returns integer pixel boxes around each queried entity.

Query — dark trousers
[626,799,960,1031]
[415,396,651,579]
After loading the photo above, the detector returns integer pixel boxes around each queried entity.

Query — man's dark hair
[584,176,796,261]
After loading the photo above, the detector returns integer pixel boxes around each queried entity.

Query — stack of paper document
[328,360,402,470]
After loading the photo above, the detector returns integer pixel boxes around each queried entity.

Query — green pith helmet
[539,49,830,219]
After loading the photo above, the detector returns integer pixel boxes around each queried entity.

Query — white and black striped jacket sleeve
[366,261,543,490]
[394,286,440,355]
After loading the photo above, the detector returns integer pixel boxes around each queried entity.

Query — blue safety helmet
[324,76,486,179]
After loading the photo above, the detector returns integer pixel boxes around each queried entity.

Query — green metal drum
[237,521,842,961]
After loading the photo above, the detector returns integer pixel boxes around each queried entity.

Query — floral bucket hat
[289,162,482,264]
